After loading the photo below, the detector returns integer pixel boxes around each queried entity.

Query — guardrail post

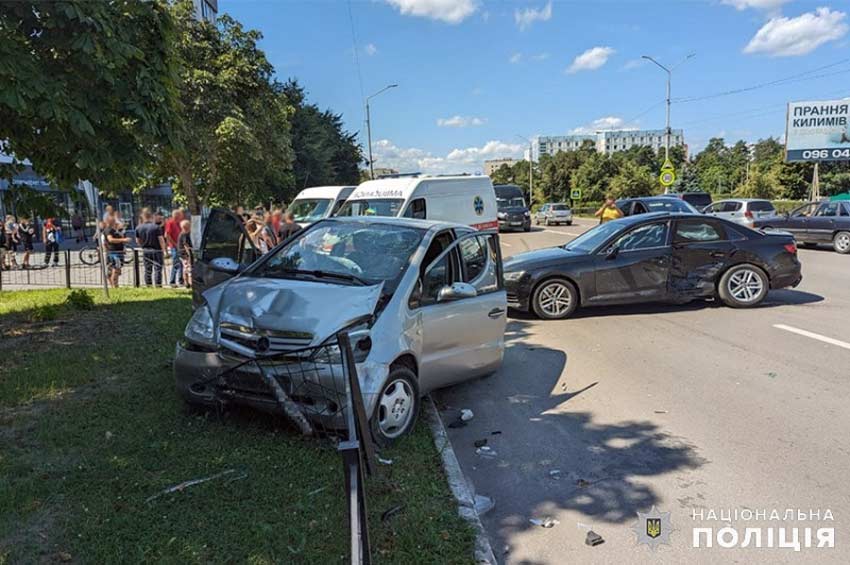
[64,250,72,289]
[133,249,140,288]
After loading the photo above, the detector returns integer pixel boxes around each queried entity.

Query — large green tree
[0,0,179,191]
[283,80,363,194]
[157,2,293,213]
[609,161,656,199]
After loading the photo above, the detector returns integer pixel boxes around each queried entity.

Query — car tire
[531,278,579,320]
[370,367,420,448]
[566,220,572,226]
[523,222,531,232]
[718,264,769,308]
[832,231,850,254]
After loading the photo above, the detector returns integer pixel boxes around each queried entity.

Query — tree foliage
[0,0,179,191]
[157,2,294,213]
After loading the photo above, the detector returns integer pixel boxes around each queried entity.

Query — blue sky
[222,0,850,173]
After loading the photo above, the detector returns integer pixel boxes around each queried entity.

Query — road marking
[543,229,584,236]
[773,324,850,351]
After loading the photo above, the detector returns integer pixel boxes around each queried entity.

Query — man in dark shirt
[278,211,301,241]
[17,216,35,269]
[104,216,129,288]
[135,209,167,287]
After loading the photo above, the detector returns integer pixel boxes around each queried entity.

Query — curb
[424,396,497,564]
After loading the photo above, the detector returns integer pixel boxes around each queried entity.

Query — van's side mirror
[210,257,241,275]
[605,245,620,260]
[437,282,477,302]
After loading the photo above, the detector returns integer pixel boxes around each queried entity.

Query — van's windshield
[337,199,405,217]
[289,198,332,223]
[497,197,525,209]
[250,222,424,293]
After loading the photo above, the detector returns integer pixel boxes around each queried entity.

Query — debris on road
[490,430,502,435]
[654,409,668,414]
[473,438,488,448]
[460,409,474,422]
[767,372,777,379]
[145,469,236,503]
[475,446,497,458]
[447,416,467,428]
[576,478,591,488]
[530,517,560,528]
[381,504,405,522]
[549,469,561,480]
[473,494,495,515]
[585,530,605,546]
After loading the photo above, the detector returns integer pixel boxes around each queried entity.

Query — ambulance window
[404,198,427,220]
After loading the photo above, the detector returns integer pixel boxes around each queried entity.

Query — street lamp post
[641,53,694,191]
[516,134,534,207]
[365,84,398,179]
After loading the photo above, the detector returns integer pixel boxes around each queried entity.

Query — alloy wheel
[834,232,850,253]
[727,268,764,303]
[537,281,572,317]
[377,379,414,439]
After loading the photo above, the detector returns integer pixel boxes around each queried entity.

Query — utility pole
[365,84,398,179]
[642,54,694,192]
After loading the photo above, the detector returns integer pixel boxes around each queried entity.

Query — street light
[641,53,694,170]
[516,134,534,207]
[365,84,398,179]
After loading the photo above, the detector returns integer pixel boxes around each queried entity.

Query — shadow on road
[435,318,706,553]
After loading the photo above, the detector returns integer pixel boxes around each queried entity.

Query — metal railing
[212,329,377,563]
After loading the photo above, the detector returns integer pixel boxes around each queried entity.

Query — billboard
[785,99,850,162]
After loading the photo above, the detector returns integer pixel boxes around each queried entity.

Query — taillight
[784,243,797,254]
[744,210,753,219]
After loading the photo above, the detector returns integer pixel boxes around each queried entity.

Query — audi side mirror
[605,245,620,260]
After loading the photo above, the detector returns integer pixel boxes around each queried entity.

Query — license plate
[510,222,522,226]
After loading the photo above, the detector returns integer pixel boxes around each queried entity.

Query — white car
[703,198,777,228]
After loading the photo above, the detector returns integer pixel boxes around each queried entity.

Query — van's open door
[192,209,258,305]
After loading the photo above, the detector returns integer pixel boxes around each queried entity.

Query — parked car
[179,210,506,444]
[337,174,498,231]
[617,196,699,216]
[703,198,777,228]
[504,212,801,320]
[535,203,573,226]
[661,191,713,210]
[753,200,850,254]
[495,184,531,232]
[288,185,355,227]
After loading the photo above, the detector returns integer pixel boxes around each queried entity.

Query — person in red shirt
[165,209,184,287]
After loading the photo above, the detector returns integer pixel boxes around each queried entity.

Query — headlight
[524,211,530,217]
[504,270,526,282]
[184,304,216,345]
[497,212,507,219]
[320,322,371,364]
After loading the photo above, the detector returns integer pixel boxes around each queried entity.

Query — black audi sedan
[504,213,802,320]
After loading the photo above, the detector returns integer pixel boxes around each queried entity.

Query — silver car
[535,203,573,226]
[175,211,506,445]
[703,198,777,228]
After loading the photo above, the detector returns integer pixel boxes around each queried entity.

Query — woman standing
[43,218,62,266]
[17,216,35,269]
[595,196,624,224]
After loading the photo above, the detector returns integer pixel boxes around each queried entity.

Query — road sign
[661,159,675,171]
[659,169,676,187]
[570,188,582,200]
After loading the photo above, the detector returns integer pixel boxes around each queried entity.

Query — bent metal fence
[0,248,185,291]
[211,328,377,564]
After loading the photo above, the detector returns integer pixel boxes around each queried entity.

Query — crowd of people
[232,205,301,254]
[2,214,60,270]
[99,206,193,289]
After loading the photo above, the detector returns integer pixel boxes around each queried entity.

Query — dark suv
[495,184,531,232]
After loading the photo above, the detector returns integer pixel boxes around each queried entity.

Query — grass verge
[0,288,473,564]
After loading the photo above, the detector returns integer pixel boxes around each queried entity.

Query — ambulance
[288,185,355,227]
[336,174,498,230]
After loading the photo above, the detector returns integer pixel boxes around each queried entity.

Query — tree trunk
[177,166,201,215]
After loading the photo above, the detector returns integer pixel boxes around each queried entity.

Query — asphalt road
[436,218,849,564]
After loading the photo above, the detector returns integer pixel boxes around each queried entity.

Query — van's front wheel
[370,367,420,447]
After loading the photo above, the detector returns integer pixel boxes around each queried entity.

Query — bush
[29,304,60,322]
[65,289,95,311]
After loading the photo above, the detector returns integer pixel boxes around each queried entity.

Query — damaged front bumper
[174,340,387,432]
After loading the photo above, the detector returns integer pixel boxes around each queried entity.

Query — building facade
[193,0,217,22]
[535,129,685,159]
[484,158,520,176]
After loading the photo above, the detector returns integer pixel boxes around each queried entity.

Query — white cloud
[384,0,479,24]
[743,7,848,56]
[722,0,790,13]
[436,115,487,127]
[364,43,378,56]
[509,52,522,64]
[567,46,615,73]
[509,52,548,64]
[515,1,553,31]
[372,139,523,174]
[569,116,638,134]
